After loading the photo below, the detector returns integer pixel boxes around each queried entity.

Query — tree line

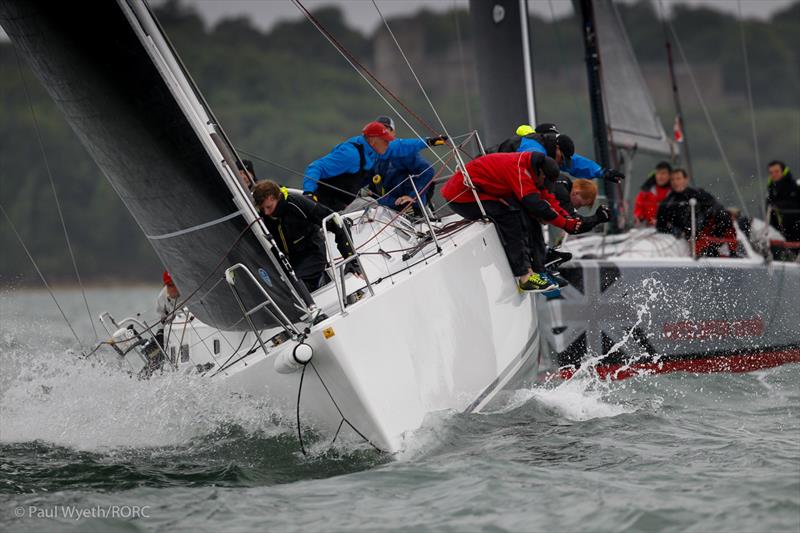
[1,0,797,284]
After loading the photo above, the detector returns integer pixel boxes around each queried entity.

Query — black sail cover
[469,0,533,147]
[0,0,304,330]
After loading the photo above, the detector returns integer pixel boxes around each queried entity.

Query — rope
[290,0,458,177]
[667,19,750,217]
[296,364,308,455]
[368,0,477,192]
[13,48,98,340]
[309,362,381,452]
[737,1,765,219]
[1,203,84,349]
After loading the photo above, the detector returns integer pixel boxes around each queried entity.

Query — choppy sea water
[1,288,798,532]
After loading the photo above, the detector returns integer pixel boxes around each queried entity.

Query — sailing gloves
[303,191,318,202]
[603,169,626,183]
[426,135,449,147]
[575,205,611,234]
[595,204,611,223]
[563,217,583,234]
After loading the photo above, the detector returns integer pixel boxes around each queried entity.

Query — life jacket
[315,141,372,211]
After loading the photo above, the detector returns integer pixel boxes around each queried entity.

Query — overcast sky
[1,1,793,40]
[176,0,794,34]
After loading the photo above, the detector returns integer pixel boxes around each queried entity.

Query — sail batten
[0,0,304,330]
[592,0,673,156]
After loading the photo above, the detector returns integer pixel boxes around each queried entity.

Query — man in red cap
[303,121,447,212]
[156,271,180,325]
[302,121,393,211]
[441,152,584,292]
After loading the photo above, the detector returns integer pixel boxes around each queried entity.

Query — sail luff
[123,0,314,309]
[0,0,306,330]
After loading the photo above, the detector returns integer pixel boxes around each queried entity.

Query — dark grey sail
[469,0,535,146]
[592,0,672,156]
[0,0,306,330]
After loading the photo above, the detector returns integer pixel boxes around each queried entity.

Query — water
[1,288,799,532]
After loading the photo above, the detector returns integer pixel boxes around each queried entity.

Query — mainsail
[0,0,307,330]
[592,0,673,156]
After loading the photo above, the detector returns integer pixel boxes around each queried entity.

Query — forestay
[0,0,306,330]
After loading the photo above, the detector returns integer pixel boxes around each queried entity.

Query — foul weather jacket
[373,138,435,208]
[441,152,571,228]
[518,135,603,179]
[260,192,353,285]
[767,171,800,241]
[303,135,377,196]
[633,175,672,225]
[655,187,722,238]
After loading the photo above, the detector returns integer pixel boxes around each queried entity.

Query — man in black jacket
[253,181,356,291]
[656,168,734,256]
[766,160,800,242]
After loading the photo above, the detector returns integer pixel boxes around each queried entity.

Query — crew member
[656,168,735,256]
[254,180,357,291]
[157,270,180,324]
[302,121,390,212]
[370,114,446,212]
[142,271,179,378]
[236,159,258,190]
[489,123,625,183]
[633,161,672,226]
[766,160,800,242]
[441,152,584,292]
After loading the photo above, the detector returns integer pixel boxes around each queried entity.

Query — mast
[519,0,536,126]
[577,0,618,227]
[664,36,694,178]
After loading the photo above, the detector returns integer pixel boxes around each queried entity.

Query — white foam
[0,345,285,451]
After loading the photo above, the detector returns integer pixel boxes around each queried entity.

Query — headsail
[0,0,307,330]
[592,0,673,156]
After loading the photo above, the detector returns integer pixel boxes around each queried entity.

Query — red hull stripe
[558,347,800,381]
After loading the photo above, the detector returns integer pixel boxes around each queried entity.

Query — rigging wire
[737,0,766,220]
[369,0,476,189]
[370,0,450,142]
[666,19,750,217]
[289,0,458,176]
[13,48,98,340]
[1,203,84,349]
[452,1,474,134]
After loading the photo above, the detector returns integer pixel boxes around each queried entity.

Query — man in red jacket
[633,161,672,225]
[441,152,583,292]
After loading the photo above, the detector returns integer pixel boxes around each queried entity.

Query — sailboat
[0,0,543,453]
[469,0,800,378]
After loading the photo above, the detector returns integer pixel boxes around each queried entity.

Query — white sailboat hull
[171,221,540,452]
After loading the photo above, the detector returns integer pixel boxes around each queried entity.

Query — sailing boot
[545,248,573,270]
[545,271,570,288]
[518,272,558,293]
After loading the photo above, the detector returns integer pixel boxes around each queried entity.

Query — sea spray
[0,338,287,451]
[505,277,674,421]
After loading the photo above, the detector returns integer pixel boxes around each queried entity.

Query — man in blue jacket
[370,116,446,212]
[519,130,624,183]
[303,121,392,212]
[490,123,624,183]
